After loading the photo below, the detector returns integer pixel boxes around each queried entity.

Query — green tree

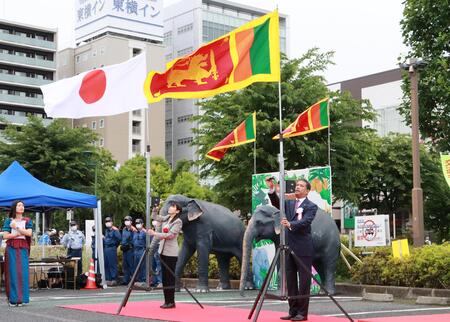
[400,0,450,151]
[359,133,450,240]
[193,50,377,213]
[0,117,101,192]
[99,156,173,219]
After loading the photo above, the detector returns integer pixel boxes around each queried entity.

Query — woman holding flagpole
[2,200,33,306]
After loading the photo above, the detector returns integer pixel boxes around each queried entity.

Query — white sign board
[75,0,163,43]
[354,215,390,247]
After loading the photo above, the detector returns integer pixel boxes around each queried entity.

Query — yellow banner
[441,154,450,188]
[392,239,410,259]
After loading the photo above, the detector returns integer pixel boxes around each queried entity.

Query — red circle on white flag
[79,70,106,104]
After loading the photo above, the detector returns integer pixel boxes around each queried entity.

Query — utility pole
[401,59,425,246]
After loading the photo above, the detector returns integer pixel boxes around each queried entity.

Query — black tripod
[116,246,203,314]
[248,243,354,322]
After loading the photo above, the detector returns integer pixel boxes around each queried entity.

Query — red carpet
[358,314,450,322]
[61,300,347,322]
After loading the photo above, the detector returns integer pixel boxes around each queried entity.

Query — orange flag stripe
[234,28,254,82]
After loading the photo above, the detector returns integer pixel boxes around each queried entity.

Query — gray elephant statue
[239,205,340,295]
[149,194,253,292]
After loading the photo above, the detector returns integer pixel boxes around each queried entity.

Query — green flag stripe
[245,115,255,139]
[249,19,271,75]
[319,101,329,126]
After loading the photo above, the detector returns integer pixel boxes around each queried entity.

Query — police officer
[120,215,135,285]
[132,218,147,284]
[61,220,85,275]
[104,217,121,286]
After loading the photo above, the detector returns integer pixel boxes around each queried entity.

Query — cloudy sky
[0,0,408,83]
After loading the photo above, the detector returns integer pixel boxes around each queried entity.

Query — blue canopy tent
[0,161,106,286]
[0,161,97,209]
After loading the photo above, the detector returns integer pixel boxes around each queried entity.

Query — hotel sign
[75,0,163,43]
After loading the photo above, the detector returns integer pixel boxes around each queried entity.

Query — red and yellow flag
[274,98,330,139]
[144,11,280,103]
[206,112,256,161]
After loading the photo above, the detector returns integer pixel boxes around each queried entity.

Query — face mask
[124,220,131,226]
[105,222,112,228]
[71,226,77,231]
[136,224,143,229]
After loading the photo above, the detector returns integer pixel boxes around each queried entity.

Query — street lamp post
[401,58,425,246]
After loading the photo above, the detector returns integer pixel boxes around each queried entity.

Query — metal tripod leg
[288,249,354,322]
[248,246,282,321]
[117,248,203,315]
[247,245,354,322]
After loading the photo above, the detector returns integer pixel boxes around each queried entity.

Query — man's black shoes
[280,314,307,321]
[291,315,307,321]
[160,303,176,309]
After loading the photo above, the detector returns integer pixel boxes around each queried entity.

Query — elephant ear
[187,199,204,221]
[272,208,281,235]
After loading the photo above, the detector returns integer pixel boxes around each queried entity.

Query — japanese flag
[41,53,148,119]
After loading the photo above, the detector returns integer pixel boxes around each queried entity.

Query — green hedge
[350,243,450,288]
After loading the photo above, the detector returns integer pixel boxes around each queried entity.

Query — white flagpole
[253,140,256,175]
[145,106,152,287]
[327,99,331,166]
[277,79,287,298]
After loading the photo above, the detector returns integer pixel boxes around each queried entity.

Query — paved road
[0,287,449,322]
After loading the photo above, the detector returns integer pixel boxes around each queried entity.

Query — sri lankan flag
[274,98,330,139]
[206,113,256,161]
[144,11,280,103]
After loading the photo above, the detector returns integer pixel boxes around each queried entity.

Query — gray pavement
[0,286,449,322]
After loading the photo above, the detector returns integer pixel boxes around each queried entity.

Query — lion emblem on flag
[167,50,218,87]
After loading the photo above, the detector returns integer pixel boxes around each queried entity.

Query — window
[99,138,104,147]
[164,31,172,46]
[99,119,104,128]
[177,114,193,123]
[177,23,193,34]
[165,119,172,127]
[92,121,96,129]
[165,141,172,148]
[100,47,105,55]
[177,47,193,57]
[76,55,80,63]
[133,48,142,56]
[177,137,193,145]
[82,53,88,62]
[92,49,97,57]
[165,53,173,61]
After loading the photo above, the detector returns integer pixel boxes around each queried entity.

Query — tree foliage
[0,117,107,192]
[193,49,378,213]
[359,133,450,240]
[400,0,450,151]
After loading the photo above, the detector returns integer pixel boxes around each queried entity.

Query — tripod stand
[116,246,203,314]
[248,242,354,322]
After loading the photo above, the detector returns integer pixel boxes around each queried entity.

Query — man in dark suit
[266,177,317,321]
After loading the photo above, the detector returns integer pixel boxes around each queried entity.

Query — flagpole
[144,105,152,288]
[253,140,256,174]
[277,79,287,299]
[327,99,331,166]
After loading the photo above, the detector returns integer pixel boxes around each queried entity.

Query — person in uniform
[103,216,121,286]
[120,215,135,285]
[132,218,147,285]
[61,220,85,275]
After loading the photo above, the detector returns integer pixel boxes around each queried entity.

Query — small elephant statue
[239,205,340,295]
[149,194,253,292]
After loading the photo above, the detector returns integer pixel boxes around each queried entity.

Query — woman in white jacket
[147,201,182,309]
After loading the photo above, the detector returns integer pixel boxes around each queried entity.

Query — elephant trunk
[239,219,256,295]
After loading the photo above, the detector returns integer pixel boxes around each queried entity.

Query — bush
[183,253,241,280]
[350,243,450,288]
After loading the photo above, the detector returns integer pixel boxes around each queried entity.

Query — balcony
[0,93,44,107]
[0,52,56,70]
[0,32,56,51]
[0,73,52,88]
[0,114,52,126]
